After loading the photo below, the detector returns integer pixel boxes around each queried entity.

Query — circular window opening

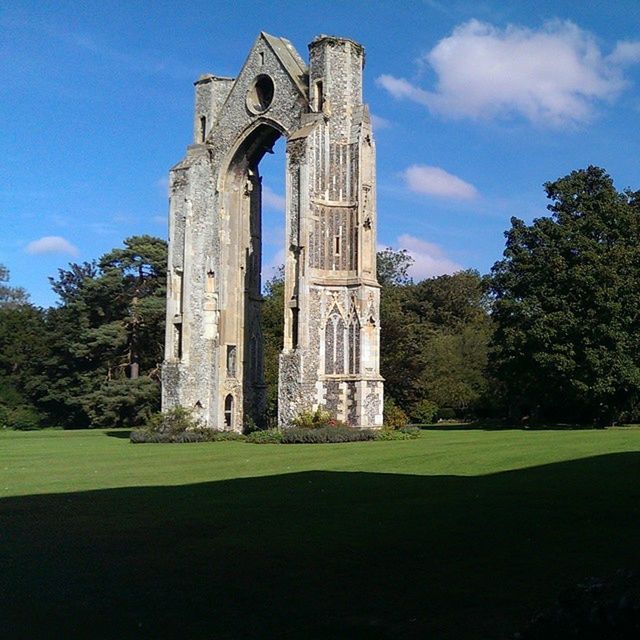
[247,74,275,113]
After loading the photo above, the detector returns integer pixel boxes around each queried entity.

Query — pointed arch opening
[221,122,286,430]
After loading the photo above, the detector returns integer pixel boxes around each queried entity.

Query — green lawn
[2,427,640,639]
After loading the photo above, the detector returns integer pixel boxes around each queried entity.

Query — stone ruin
[162,33,383,430]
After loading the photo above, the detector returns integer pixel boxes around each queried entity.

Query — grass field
[2,427,640,639]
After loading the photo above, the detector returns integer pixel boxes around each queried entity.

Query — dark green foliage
[280,426,376,443]
[516,570,640,639]
[0,304,48,428]
[410,399,439,424]
[437,407,457,420]
[0,403,42,430]
[490,166,640,425]
[261,269,284,426]
[379,259,492,419]
[83,378,160,429]
[0,264,29,308]
[41,235,168,428]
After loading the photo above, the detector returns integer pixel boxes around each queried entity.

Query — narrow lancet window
[199,116,207,143]
[291,308,299,349]
[224,395,234,428]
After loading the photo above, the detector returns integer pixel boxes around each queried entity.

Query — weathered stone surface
[162,32,383,431]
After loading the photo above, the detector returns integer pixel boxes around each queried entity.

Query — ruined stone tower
[162,33,383,430]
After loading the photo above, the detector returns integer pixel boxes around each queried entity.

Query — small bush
[375,426,421,441]
[383,397,409,430]
[145,406,202,435]
[410,400,439,425]
[281,426,376,444]
[130,407,246,443]
[291,408,346,429]
[2,406,43,431]
[246,428,283,444]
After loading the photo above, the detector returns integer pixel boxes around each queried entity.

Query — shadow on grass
[419,420,606,431]
[2,454,640,639]
[105,429,133,439]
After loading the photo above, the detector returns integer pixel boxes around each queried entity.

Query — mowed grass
[2,427,640,639]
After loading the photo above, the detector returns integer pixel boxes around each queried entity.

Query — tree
[0,303,49,428]
[377,247,414,286]
[261,268,285,426]
[0,264,29,308]
[377,246,492,419]
[42,236,168,428]
[490,166,640,425]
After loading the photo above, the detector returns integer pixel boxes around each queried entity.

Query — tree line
[2,166,640,429]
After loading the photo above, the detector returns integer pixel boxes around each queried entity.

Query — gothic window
[324,306,346,375]
[334,315,345,374]
[291,307,299,349]
[199,116,206,143]
[314,80,323,112]
[325,313,335,374]
[348,306,361,375]
[224,395,234,428]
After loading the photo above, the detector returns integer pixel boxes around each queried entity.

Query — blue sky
[2,0,640,307]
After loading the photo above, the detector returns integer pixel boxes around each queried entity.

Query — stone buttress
[162,33,384,431]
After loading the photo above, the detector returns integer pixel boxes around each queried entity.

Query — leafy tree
[261,268,285,426]
[377,247,414,286]
[42,236,168,427]
[0,303,49,428]
[0,264,29,308]
[490,166,640,425]
[378,251,492,419]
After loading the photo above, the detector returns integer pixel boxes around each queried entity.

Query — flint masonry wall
[162,33,383,431]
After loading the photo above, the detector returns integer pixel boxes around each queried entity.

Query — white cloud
[403,164,478,200]
[377,75,431,105]
[608,41,640,65]
[377,20,640,127]
[26,236,79,257]
[262,186,285,211]
[390,234,462,280]
[370,113,392,130]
